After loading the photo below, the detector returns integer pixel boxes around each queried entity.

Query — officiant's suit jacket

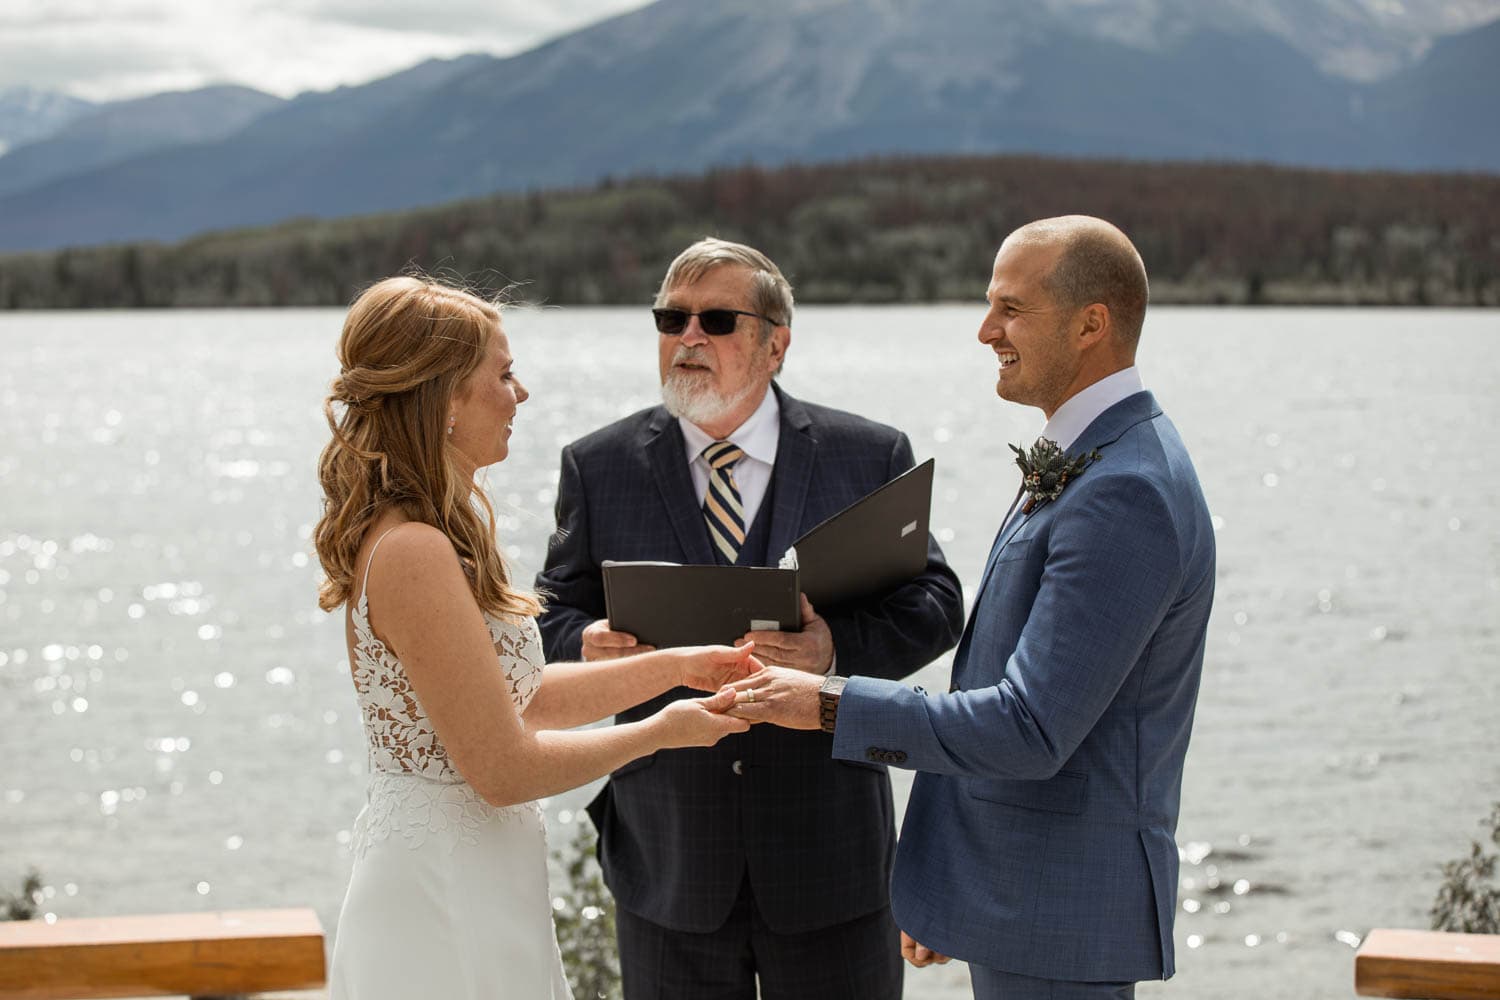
[537,383,964,934]
[831,391,1215,983]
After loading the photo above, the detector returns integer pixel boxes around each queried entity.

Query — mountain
[0,85,283,198]
[1060,0,1500,80]
[0,53,492,251]
[0,0,1496,252]
[1361,17,1500,171]
[0,87,94,156]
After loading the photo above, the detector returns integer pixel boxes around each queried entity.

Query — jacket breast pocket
[967,769,1088,815]
[989,537,1033,566]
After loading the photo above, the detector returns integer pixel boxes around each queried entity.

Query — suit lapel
[766,385,815,561]
[644,410,716,565]
[982,389,1162,580]
[950,507,1020,691]
[983,489,1031,574]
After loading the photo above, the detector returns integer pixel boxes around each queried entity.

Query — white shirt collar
[678,385,781,466]
[1041,367,1145,450]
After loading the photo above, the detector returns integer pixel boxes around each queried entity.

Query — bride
[316,277,757,999]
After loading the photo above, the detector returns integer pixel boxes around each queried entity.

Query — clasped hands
[579,590,828,701]
[583,594,834,728]
[582,594,833,674]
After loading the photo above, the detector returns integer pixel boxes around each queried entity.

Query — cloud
[0,0,652,100]
[287,0,636,35]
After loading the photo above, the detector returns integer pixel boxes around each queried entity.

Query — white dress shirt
[677,386,780,532]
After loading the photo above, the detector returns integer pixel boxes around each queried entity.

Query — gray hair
[1008,216,1149,344]
[654,237,795,341]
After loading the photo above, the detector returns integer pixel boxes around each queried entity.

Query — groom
[728,216,1216,999]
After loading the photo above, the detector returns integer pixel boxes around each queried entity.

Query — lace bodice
[349,594,545,781]
[343,528,548,856]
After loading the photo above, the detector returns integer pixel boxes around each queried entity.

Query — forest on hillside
[1,154,1496,309]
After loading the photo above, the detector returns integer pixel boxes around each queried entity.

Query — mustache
[671,346,713,369]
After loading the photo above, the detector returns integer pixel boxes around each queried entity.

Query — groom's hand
[581,619,655,661]
[725,666,822,729]
[900,931,951,968]
[735,594,833,674]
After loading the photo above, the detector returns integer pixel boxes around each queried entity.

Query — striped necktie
[702,441,747,563]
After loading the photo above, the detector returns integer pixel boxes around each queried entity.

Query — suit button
[731,760,743,775]
[865,748,882,763]
[891,751,908,764]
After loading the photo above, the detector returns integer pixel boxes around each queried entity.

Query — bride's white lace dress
[329,534,571,999]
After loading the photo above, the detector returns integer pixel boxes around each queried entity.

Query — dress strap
[356,526,404,608]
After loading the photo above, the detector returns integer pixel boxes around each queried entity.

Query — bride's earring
[447,415,455,436]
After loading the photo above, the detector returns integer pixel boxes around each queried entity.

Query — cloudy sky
[1,0,653,101]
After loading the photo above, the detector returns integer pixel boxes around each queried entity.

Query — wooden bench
[1356,928,1500,999]
[0,908,325,1000]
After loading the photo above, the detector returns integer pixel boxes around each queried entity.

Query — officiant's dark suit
[536,239,963,999]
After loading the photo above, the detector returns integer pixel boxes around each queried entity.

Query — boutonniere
[1010,438,1102,514]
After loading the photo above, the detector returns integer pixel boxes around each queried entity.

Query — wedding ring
[745,689,756,703]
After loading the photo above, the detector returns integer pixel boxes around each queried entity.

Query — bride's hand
[677,642,762,692]
[652,688,752,749]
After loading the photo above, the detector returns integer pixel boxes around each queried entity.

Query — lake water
[2,305,1498,999]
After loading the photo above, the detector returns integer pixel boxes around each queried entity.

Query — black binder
[600,563,799,648]
[791,457,934,609]
[602,459,935,648]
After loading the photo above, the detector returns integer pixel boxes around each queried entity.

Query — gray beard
[660,369,759,427]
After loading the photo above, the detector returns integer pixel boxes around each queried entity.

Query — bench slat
[0,909,325,1000]
[1355,928,1500,1000]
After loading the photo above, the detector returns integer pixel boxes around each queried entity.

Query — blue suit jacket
[831,391,1215,982]
[537,383,965,933]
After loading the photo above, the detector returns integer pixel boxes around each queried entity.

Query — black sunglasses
[652,308,775,336]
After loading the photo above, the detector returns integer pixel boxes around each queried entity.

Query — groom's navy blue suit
[832,391,1215,991]
[537,383,963,994]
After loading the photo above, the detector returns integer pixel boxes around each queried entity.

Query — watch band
[819,675,847,734]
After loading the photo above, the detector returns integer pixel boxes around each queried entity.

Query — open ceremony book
[602,458,935,648]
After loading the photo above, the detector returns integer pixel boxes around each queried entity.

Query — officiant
[535,237,964,1000]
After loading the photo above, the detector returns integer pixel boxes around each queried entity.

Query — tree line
[1,154,1496,309]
